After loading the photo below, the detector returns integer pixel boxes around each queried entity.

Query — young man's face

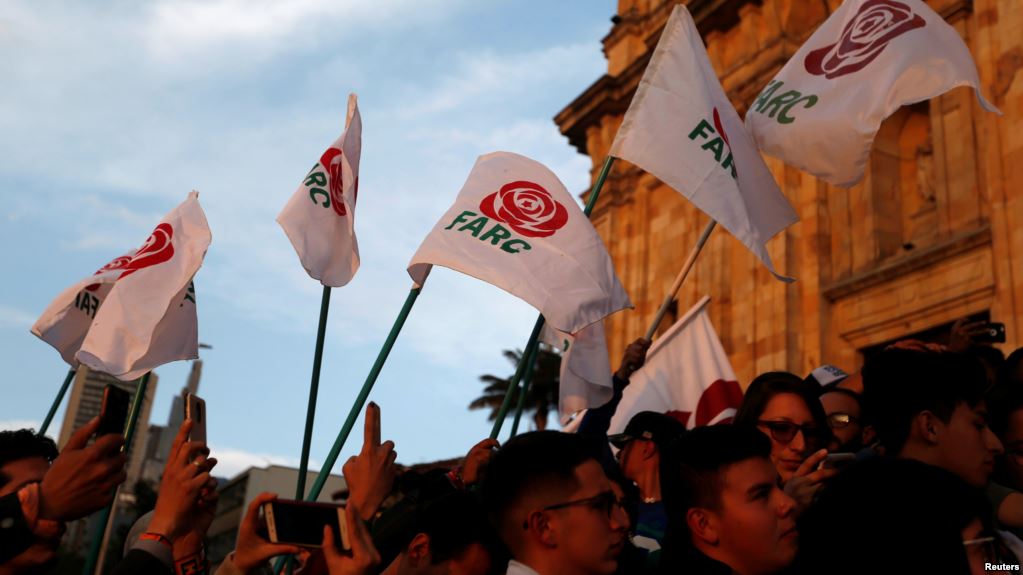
[998,408,1023,491]
[0,456,63,571]
[819,391,863,452]
[935,402,1003,488]
[708,457,798,575]
[548,460,628,575]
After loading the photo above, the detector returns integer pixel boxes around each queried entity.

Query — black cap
[608,411,687,449]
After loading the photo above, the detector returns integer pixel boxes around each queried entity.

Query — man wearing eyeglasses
[818,385,875,453]
[482,431,629,575]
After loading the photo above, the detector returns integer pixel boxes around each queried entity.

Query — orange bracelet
[140,532,172,549]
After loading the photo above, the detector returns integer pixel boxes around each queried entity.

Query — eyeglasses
[827,413,860,429]
[522,490,624,529]
[757,420,825,444]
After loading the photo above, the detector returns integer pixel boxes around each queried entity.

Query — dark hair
[733,371,831,442]
[862,349,987,454]
[481,431,596,534]
[999,347,1023,387]
[0,430,58,487]
[659,426,772,571]
[797,458,984,574]
[418,491,496,564]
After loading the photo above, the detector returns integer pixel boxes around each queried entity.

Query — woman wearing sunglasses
[734,372,835,515]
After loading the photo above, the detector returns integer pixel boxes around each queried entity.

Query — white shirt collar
[506,559,542,575]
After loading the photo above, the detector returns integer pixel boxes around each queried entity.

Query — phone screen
[98,386,130,436]
[267,501,346,549]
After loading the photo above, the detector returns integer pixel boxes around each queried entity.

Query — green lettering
[501,239,531,254]
[761,90,802,120]
[444,210,477,230]
[309,188,330,208]
[721,153,737,179]
[753,80,783,113]
[777,95,819,125]
[702,137,725,162]
[304,171,327,188]
[479,223,512,246]
[458,217,489,237]
[688,119,715,141]
[184,282,196,304]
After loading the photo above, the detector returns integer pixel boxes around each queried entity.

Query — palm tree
[470,345,562,431]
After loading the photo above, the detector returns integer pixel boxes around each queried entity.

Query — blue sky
[0,0,615,477]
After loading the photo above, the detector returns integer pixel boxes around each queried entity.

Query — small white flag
[76,192,211,380]
[609,297,743,432]
[745,0,999,188]
[543,320,614,425]
[609,5,798,282]
[278,93,362,287]
[408,151,631,333]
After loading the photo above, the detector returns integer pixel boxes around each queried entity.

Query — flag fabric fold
[75,192,211,380]
[745,0,1000,188]
[542,320,614,425]
[407,151,631,333]
[609,4,798,282]
[278,93,363,287]
[608,296,743,433]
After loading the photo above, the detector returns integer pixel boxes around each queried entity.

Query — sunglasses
[827,413,860,429]
[757,420,825,444]
[522,490,624,529]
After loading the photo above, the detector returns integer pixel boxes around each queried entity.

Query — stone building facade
[555,0,1023,382]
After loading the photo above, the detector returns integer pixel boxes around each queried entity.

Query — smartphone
[98,385,130,437]
[263,499,349,550]
[975,322,1007,344]
[184,392,207,444]
[820,452,857,471]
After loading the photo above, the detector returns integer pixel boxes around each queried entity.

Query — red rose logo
[805,0,925,79]
[668,379,744,429]
[84,255,133,292]
[320,147,358,217]
[479,180,569,238]
[118,223,175,279]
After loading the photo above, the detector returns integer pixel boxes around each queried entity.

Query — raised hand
[615,338,652,380]
[461,438,499,486]
[341,402,397,521]
[230,493,302,571]
[38,416,127,521]
[783,449,839,516]
[320,504,380,575]
[146,420,215,543]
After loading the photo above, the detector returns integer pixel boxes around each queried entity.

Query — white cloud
[0,306,36,329]
[207,444,319,480]
[0,419,42,432]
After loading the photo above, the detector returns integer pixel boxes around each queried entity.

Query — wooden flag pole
[489,156,616,439]
[644,220,716,340]
[295,285,332,500]
[508,340,541,438]
[39,368,76,436]
[82,372,151,575]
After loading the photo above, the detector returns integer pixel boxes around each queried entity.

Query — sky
[0,0,616,478]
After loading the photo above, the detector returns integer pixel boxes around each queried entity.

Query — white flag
[543,320,613,425]
[609,5,798,282]
[32,252,135,366]
[408,152,631,333]
[278,93,362,287]
[608,297,743,433]
[76,192,211,380]
[745,0,999,188]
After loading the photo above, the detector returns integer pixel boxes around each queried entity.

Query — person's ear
[862,424,877,447]
[406,533,432,567]
[915,411,942,445]
[524,511,558,548]
[641,440,658,462]
[686,508,719,546]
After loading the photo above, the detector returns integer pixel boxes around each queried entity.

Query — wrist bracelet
[140,532,172,549]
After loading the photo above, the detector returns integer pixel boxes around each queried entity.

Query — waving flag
[609,297,743,433]
[278,93,363,287]
[76,192,211,380]
[609,4,798,282]
[408,152,631,333]
[745,0,999,187]
[543,320,614,425]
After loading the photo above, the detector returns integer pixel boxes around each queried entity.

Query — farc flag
[32,251,136,366]
[609,5,798,282]
[76,192,211,380]
[543,320,614,425]
[278,93,362,287]
[745,0,1000,188]
[608,297,743,433]
[408,152,631,333]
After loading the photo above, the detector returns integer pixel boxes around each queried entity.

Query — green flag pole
[643,220,716,340]
[39,368,76,436]
[295,285,332,500]
[489,156,616,439]
[82,372,151,575]
[508,342,540,438]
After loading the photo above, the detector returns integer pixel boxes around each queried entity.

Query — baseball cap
[608,411,687,449]
[805,364,849,388]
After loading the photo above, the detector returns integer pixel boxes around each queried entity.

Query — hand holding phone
[264,499,350,550]
[98,385,130,437]
[184,392,207,444]
[819,452,857,471]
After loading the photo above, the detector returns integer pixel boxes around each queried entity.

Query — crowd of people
[3,318,1023,574]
